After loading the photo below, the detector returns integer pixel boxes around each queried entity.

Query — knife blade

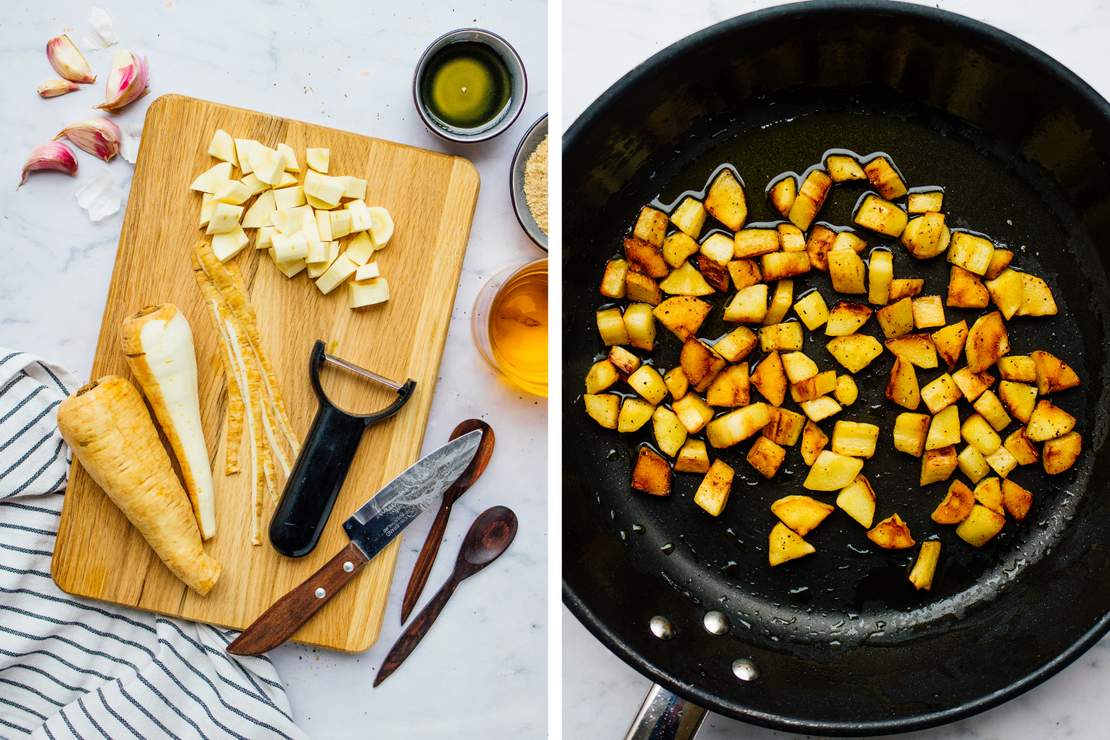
[227,429,483,655]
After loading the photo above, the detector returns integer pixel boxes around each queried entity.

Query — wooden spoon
[399,419,495,623]
[374,505,518,687]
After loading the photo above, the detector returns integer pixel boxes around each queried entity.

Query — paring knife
[227,429,484,655]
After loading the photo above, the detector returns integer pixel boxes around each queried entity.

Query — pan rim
[561,0,1110,734]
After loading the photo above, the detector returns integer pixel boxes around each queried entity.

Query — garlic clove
[95,49,149,112]
[55,118,122,162]
[19,141,78,187]
[47,34,96,84]
[37,79,79,98]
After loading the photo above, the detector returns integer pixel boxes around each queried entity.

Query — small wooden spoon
[374,505,518,687]
[400,419,495,623]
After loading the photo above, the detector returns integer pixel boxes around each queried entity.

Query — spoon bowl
[447,420,496,499]
[459,505,518,568]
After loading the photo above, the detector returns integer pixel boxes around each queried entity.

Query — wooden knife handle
[374,575,459,686]
[227,541,369,655]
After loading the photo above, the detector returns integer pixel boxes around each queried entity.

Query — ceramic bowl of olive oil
[413,28,527,143]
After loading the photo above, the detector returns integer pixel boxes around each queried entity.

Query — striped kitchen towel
[0,350,306,740]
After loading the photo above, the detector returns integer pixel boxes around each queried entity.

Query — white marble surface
[562,1,1110,738]
[4,1,547,738]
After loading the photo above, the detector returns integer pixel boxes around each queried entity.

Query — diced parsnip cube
[925,405,961,450]
[353,261,380,281]
[762,251,811,281]
[1004,428,1039,466]
[699,233,735,266]
[794,290,829,330]
[270,252,304,279]
[314,210,334,242]
[800,420,828,465]
[306,147,330,173]
[836,475,876,527]
[345,231,376,265]
[886,357,920,410]
[626,272,663,304]
[724,284,768,323]
[768,175,796,217]
[275,143,299,172]
[826,334,883,373]
[672,394,713,434]
[339,176,367,200]
[805,224,837,272]
[751,351,788,406]
[947,232,995,275]
[1015,274,1058,316]
[985,268,1025,319]
[726,258,762,291]
[596,307,630,346]
[706,403,772,448]
[894,412,930,456]
[314,253,359,294]
[965,312,1009,372]
[599,259,628,299]
[956,505,1006,547]
[854,193,907,237]
[307,241,341,278]
[998,381,1037,423]
[256,226,276,249]
[627,365,667,405]
[190,161,233,193]
[826,153,866,182]
[706,364,750,407]
[777,223,806,252]
[931,479,974,524]
[662,366,686,399]
[835,375,858,405]
[205,202,244,235]
[832,231,867,254]
[680,339,726,392]
[273,185,305,211]
[632,446,671,496]
[975,477,1001,514]
[705,168,748,230]
[632,206,668,246]
[961,413,1001,455]
[747,436,786,478]
[867,514,915,549]
[241,190,276,229]
[900,212,950,259]
[803,450,863,491]
[348,277,390,308]
[771,495,833,535]
[957,445,990,483]
[868,249,893,305]
[1030,350,1080,395]
[712,326,758,362]
[699,256,732,295]
[908,541,942,591]
[907,189,943,214]
[998,355,1036,383]
[623,303,656,351]
[920,445,957,485]
[663,232,700,268]
[825,301,872,336]
[951,367,993,402]
[212,227,249,262]
[275,171,298,188]
[863,156,907,199]
[234,139,259,174]
[652,406,687,457]
[199,193,215,228]
[1026,400,1076,442]
[781,352,818,383]
[1002,479,1033,520]
[674,439,710,473]
[889,278,925,300]
[617,397,655,433]
[733,228,780,259]
[329,210,353,239]
[876,297,914,339]
[828,248,867,294]
[304,170,345,207]
[694,459,735,515]
[250,146,286,185]
[921,373,961,414]
[831,420,880,458]
[763,280,794,325]
[790,370,837,403]
[801,396,842,423]
[609,347,640,376]
[1043,431,1082,474]
[985,446,1018,478]
[213,179,252,205]
[762,407,805,446]
[768,522,815,567]
[670,197,707,238]
[583,394,619,429]
[759,322,803,352]
[911,295,945,329]
[947,266,989,308]
[207,128,237,165]
[585,360,619,394]
[651,296,710,342]
[932,321,968,369]
[347,200,373,232]
[972,390,1010,431]
[885,334,938,369]
[788,169,833,230]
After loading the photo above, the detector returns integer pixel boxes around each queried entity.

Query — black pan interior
[563,1,1110,734]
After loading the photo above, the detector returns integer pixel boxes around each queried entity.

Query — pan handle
[624,683,707,740]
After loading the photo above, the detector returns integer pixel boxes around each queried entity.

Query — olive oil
[421,42,511,130]
[474,260,548,397]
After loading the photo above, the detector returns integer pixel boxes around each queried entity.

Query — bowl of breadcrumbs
[511,114,548,250]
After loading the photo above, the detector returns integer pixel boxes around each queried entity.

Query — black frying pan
[562,1,1110,735]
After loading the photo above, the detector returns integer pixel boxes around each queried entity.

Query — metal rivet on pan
[342,561,354,573]
[314,587,326,599]
[703,611,729,635]
[732,658,759,682]
[649,615,675,640]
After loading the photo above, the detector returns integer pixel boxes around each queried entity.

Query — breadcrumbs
[524,134,548,234]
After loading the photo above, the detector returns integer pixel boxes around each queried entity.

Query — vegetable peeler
[269,340,416,558]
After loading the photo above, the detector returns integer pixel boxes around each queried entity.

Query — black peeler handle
[269,341,416,558]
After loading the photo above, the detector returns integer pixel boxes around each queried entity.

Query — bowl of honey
[413,28,528,143]
[471,258,548,397]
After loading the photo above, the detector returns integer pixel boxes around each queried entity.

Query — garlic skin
[19,142,78,187]
[46,35,96,84]
[38,79,79,98]
[55,118,122,162]
[96,50,149,112]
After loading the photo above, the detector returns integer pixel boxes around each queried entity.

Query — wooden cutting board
[51,95,480,652]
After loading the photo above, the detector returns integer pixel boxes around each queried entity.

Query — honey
[474,259,547,397]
